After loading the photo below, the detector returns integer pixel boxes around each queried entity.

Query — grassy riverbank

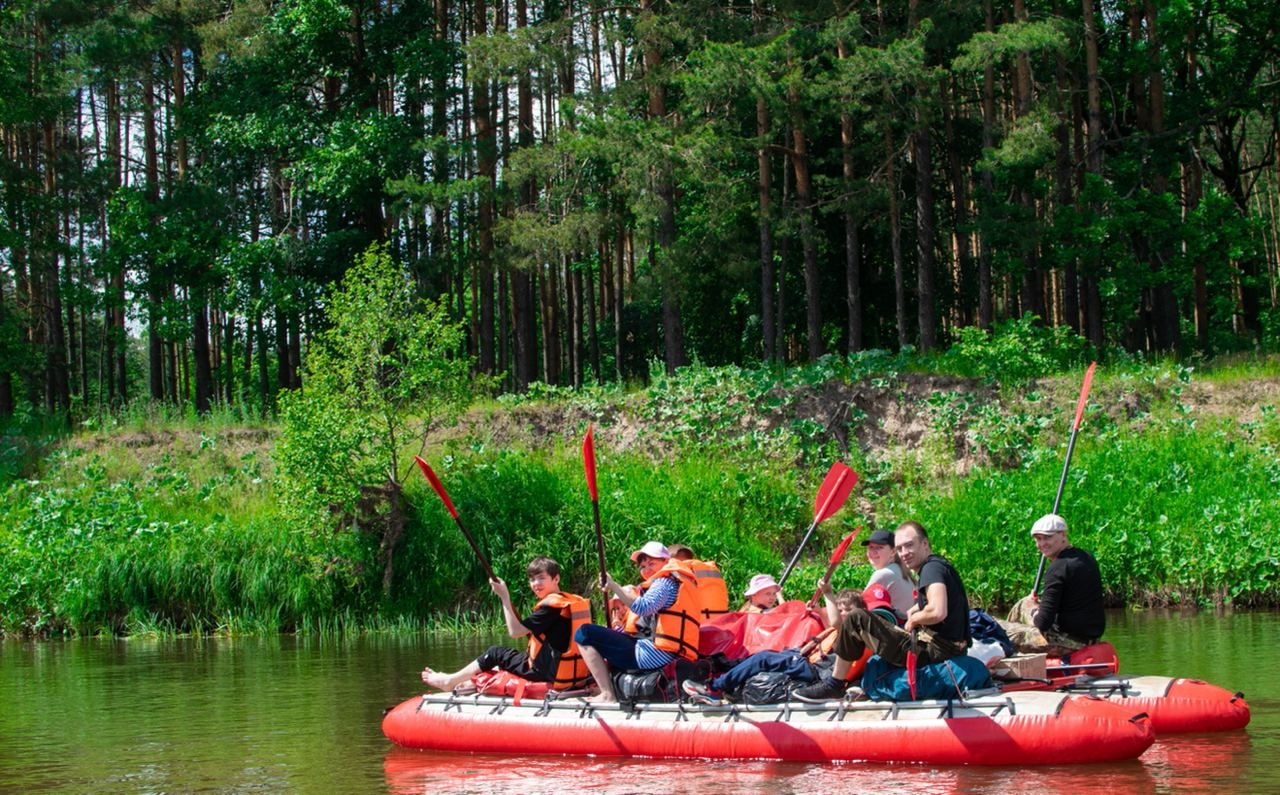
[2,353,1278,637]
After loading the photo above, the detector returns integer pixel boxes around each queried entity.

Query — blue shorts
[574,624,640,670]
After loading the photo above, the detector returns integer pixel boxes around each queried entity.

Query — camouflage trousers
[1001,596,1087,657]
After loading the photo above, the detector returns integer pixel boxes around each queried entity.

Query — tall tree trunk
[473,0,496,374]
[511,0,537,390]
[1082,0,1106,348]
[143,66,166,402]
[106,78,127,405]
[757,96,777,361]
[942,75,971,330]
[910,0,937,351]
[1013,0,1045,322]
[1144,0,1180,352]
[1054,0,1080,333]
[886,122,907,349]
[977,0,996,328]
[788,78,823,362]
[838,39,863,352]
[641,0,685,373]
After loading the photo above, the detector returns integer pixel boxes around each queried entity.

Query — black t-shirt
[916,554,971,645]
[521,603,572,679]
[1036,546,1106,641]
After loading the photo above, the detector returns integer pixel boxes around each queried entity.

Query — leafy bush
[938,315,1092,382]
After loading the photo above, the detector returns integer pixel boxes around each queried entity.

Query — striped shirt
[629,576,679,669]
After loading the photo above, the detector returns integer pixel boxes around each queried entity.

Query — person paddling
[575,541,704,703]
[1008,514,1105,650]
[421,557,590,692]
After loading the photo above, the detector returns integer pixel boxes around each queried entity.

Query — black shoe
[681,678,723,706]
[794,676,849,703]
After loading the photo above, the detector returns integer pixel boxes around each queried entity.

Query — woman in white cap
[739,573,783,613]
[575,541,704,703]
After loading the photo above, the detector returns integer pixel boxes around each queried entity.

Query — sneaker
[681,679,723,706]
[793,676,849,704]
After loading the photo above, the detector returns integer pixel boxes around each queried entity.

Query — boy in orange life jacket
[421,557,590,692]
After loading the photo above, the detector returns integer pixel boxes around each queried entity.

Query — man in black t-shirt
[796,521,971,702]
[422,556,580,691]
[1009,513,1105,647]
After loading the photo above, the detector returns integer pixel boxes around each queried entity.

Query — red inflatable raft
[382,690,1154,766]
[1056,675,1250,733]
[1001,644,1251,734]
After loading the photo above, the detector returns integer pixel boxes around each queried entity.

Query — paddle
[906,628,919,701]
[413,455,497,582]
[778,462,859,589]
[582,426,608,591]
[807,528,861,608]
[1032,362,1097,595]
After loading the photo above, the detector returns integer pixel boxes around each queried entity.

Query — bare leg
[831,655,852,680]
[578,645,616,703]
[421,660,482,692]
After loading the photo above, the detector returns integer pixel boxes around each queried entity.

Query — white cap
[630,541,670,562]
[1031,514,1068,536]
[744,573,782,596]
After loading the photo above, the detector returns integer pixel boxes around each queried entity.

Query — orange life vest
[686,559,729,620]
[639,560,703,662]
[527,591,592,690]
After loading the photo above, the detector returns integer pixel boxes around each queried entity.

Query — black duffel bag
[612,669,672,704]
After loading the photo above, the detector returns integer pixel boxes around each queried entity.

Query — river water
[1,610,1274,794]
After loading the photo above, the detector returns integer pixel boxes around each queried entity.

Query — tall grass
[4,353,1278,638]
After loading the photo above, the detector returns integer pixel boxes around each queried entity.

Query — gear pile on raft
[388,390,1250,767]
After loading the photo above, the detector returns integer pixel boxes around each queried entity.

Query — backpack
[968,608,1016,656]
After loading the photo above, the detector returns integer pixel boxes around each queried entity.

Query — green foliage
[275,245,473,527]
[890,417,1280,608]
[5,357,1279,637]
[937,315,1093,383]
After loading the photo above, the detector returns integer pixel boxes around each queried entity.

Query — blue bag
[968,608,1015,656]
[860,654,994,701]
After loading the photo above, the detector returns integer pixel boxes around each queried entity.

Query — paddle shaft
[591,498,607,588]
[779,468,852,589]
[807,558,844,609]
[414,456,498,583]
[1032,364,1096,595]
[452,514,497,583]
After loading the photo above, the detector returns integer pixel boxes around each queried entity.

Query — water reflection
[383,747,1161,794]
[0,610,1273,793]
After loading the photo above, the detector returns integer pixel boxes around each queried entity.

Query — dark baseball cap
[861,529,895,547]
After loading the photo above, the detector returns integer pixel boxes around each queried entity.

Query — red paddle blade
[906,650,918,700]
[1071,362,1097,431]
[582,425,599,502]
[414,456,459,519]
[829,528,860,565]
[813,463,857,524]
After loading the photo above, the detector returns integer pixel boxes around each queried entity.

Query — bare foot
[585,692,617,704]
[421,667,455,691]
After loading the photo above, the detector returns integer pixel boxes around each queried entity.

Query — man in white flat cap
[1009,514,1105,650]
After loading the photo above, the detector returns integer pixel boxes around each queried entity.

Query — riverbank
[2,354,1278,637]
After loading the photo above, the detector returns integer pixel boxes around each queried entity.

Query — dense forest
[3,0,1279,420]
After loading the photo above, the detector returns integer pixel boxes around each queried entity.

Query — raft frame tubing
[383,690,1154,766]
